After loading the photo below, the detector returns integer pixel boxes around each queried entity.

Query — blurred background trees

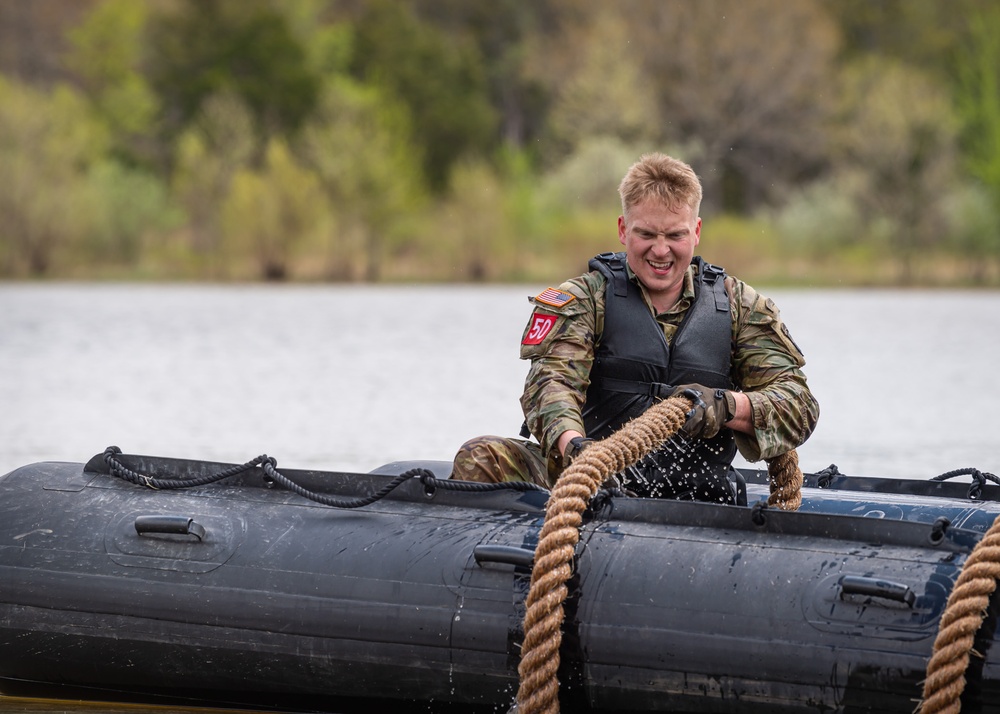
[0,0,998,285]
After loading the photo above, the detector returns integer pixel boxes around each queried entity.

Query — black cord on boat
[104,446,265,489]
[931,467,1000,501]
[103,446,547,508]
[421,476,548,494]
[261,458,420,508]
[261,460,547,508]
[815,463,841,488]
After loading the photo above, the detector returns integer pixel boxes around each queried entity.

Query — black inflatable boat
[0,448,998,713]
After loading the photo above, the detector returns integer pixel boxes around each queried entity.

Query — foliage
[221,139,327,280]
[170,92,257,271]
[618,0,840,214]
[66,0,159,165]
[279,2,355,78]
[952,4,1000,216]
[145,0,321,149]
[295,76,427,281]
[538,136,648,217]
[942,181,1000,283]
[540,12,660,160]
[410,0,555,150]
[833,57,960,282]
[348,0,498,192]
[434,158,509,281]
[829,0,979,70]
[83,160,182,266]
[0,77,109,276]
[770,176,868,258]
[3,0,1000,285]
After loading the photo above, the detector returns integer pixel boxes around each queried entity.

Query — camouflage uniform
[451,259,819,489]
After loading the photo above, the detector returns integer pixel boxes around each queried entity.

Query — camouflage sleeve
[518,272,605,457]
[727,277,820,462]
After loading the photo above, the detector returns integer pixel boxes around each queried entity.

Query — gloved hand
[669,384,734,439]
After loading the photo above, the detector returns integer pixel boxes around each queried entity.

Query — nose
[650,235,672,254]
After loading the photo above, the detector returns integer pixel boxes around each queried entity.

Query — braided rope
[767,449,803,511]
[516,397,689,714]
[515,397,804,713]
[918,515,1000,714]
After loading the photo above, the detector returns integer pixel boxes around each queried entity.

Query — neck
[650,290,680,314]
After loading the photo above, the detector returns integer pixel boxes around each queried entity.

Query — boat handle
[474,544,535,568]
[838,575,915,607]
[134,515,206,541]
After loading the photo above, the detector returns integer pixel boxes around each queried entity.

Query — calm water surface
[1,283,999,713]
[2,283,997,480]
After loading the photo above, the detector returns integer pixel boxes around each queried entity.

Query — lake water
[1,282,999,713]
[2,283,998,481]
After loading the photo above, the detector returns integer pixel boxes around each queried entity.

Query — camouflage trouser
[450,435,555,488]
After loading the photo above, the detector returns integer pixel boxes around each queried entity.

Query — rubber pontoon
[0,448,998,713]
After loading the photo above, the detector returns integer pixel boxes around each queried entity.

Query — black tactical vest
[582,252,737,499]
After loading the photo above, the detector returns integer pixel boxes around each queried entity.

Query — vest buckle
[648,382,673,398]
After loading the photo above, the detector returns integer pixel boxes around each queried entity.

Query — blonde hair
[618,153,702,218]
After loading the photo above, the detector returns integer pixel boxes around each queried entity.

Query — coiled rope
[918,512,1000,714]
[514,396,803,714]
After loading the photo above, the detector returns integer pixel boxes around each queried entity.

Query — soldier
[451,153,819,503]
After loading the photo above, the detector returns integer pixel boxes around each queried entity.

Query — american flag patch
[534,287,575,308]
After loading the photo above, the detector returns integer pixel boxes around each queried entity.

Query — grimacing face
[618,197,701,311]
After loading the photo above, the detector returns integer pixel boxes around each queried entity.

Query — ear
[618,215,627,246]
[693,217,702,247]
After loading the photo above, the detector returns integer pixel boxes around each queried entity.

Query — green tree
[829,0,974,70]
[221,138,326,280]
[953,4,1000,215]
[541,11,660,159]
[84,159,181,268]
[67,0,159,166]
[528,0,840,213]
[145,0,321,151]
[834,58,960,282]
[637,0,840,213]
[171,92,257,272]
[349,0,497,191]
[947,4,1000,278]
[296,77,426,281]
[0,77,109,276]
[436,158,508,281]
[410,0,556,150]
[942,182,1000,284]
[276,0,355,78]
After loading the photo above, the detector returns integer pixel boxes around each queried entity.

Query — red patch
[522,311,557,345]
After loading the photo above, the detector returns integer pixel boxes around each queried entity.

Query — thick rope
[918,514,1000,714]
[515,396,689,714]
[767,449,803,510]
[514,396,804,714]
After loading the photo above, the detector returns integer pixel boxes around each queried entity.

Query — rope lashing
[932,468,1000,501]
[514,396,803,714]
[918,513,1000,714]
[102,445,546,509]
